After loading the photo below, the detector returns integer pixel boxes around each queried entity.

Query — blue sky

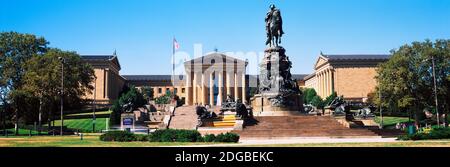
[1,0,449,75]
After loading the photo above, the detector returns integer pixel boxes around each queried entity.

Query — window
[174,88,178,94]
[158,88,162,93]
[182,88,185,93]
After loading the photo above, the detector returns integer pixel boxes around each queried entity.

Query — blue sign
[123,118,133,126]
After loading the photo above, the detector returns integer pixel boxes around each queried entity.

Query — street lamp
[93,76,97,133]
[423,55,440,127]
[58,57,65,136]
[431,56,440,127]
[379,85,383,129]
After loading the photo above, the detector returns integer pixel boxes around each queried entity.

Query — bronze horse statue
[265,5,284,47]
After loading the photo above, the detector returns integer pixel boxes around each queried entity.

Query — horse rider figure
[265,4,284,46]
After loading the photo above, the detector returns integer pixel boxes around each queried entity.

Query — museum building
[304,53,390,102]
[81,52,389,105]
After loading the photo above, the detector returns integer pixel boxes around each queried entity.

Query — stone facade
[184,52,248,106]
[81,55,126,104]
[123,75,186,101]
[304,53,390,102]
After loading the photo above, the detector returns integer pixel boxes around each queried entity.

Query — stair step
[236,116,379,138]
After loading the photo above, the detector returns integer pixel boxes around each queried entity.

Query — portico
[184,52,247,106]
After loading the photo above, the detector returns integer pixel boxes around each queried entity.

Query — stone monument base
[250,93,304,116]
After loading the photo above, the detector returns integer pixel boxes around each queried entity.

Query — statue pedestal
[250,94,303,116]
[251,46,304,116]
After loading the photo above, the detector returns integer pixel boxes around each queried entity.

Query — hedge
[398,127,450,140]
[99,129,240,143]
[99,131,136,142]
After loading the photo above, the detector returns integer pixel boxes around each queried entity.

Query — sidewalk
[174,137,398,147]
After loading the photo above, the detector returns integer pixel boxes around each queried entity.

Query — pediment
[314,55,329,70]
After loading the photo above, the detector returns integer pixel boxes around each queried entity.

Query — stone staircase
[202,114,237,127]
[168,106,198,130]
[233,116,379,139]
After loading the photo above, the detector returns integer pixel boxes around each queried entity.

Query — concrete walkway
[171,137,398,147]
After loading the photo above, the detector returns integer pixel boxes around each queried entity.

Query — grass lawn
[3,128,44,135]
[52,118,109,132]
[46,110,111,132]
[374,116,410,128]
[0,135,224,147]
[65,110,111,117]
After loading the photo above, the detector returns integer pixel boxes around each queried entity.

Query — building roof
[314,53,391,69]
[292,74,308,81]
[322,54,391,61]
[184,52,247,65]
[81,54,121,70]
[122,75,184,81]
[80,55,115,61]
[303,73,316,80]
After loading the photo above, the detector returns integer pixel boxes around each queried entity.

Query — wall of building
[334,67,378,101]
[83,67,125,104]
[304,76,317,91]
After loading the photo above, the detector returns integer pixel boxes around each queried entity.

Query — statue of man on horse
[265,4,284,47]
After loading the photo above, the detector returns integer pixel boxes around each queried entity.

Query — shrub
[215,132,240,143]
[202,134,216,142]
[150,129,202,142]
[397,127,450,140]
[99,131,136,142]
[135,134,150,141]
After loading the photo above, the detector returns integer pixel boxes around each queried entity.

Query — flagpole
[172,37,176,93]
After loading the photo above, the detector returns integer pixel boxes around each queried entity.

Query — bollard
[80,133,83,140]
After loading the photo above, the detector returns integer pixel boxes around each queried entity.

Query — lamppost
[58,57,65,136]
[431,55,440,127]
[423,55,440,127]
[379,85,383,129]
[93,76,97,133]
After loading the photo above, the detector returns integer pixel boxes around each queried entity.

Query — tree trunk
[414,105,420,129]
[14,108,19,135]
[38,98,42,134]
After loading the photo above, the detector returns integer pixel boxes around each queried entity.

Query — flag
[173,38,180,51]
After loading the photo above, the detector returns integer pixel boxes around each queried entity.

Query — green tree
[110,86,147,125]
[323,92,337,106]
[0,32,48,134]
[302,88,317,104]
[376,39,450,127]
[310,95,324,109]
[22,48,95,131]
[141,86,154,100]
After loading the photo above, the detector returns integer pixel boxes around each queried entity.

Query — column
[218,72,223,106]
[242,72,246,103]
[328,69,332,95]
[185,73,191,105]
[324,70,328,97]
[201,72,206,105]
[209,72,214,106]
[104,69,109,99]
[331,69,335,94]
[234,72,239,101]
[226,71,231,97]
[325,71,328,97]
[316,72,320,97]
[318,72,322,98]
[192,72,197,105]
[327,70,330,96]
